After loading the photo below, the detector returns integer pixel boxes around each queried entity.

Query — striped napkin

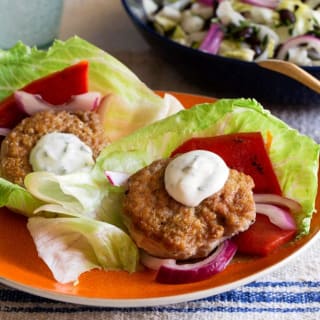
[0,235,318,320]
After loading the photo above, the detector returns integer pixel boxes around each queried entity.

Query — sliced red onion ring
[276,35,320,61]
[255,203,297,230]
[0,128,10,136]
[254,193,302,214]
[155,240,237,284]
[105,171,129,187]
[240,0,279,9]
[14,91,102,116]
[140,251,176,271]
[65,92,102,111]
[199,23,224,55]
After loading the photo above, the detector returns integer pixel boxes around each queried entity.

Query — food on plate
[123,155,255,260]
[0,36,184,283]
[144,0,320,65]
[1,110,107,185]
[0,37,318,285]
[95,98,319,283]
[167,132,299,258]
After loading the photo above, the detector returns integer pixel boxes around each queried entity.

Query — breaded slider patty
[123,158,256,260]
[1,110,107,186]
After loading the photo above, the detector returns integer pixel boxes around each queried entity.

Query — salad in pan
[143,0,320,66]
[0,37,318,285]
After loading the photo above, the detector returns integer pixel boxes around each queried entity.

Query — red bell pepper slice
[233,214,296,256]
[171,132,282,195]
[0,60,89,128]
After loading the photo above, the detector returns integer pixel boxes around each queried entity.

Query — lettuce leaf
[24,171,107,220]
[0,177,44,216]
[27,216,139,284]
[94,98,320,235]
[24,171,126,228]
[0,36,161,107]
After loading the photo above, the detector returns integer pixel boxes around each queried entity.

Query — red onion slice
[255,203,297,230]
[199,23,224,55]
[254,193,302,214]
[155,240,237,284]
[0,128,10,136]
[276,35,320,61]
[240,0,279,9]
[64,92,102,112]
[14,91,102,116]
[140,251,176,271]
[105,171,129,187]
[14,91,49,114]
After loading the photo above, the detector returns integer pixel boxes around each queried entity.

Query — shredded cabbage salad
[144,0,320,66]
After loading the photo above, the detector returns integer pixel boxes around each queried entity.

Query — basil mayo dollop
[30,132,94,175]
[164,150,229,207]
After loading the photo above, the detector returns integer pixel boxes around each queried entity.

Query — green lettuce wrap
[0,36,168,216]
[0,36,169,280]
[0,36,169,141]
[94,98,320,235]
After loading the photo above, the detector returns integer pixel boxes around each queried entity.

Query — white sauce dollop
[30,132,95,175]
[164,150,229,207]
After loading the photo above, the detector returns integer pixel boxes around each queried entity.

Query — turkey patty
[0,110,107,186]
[123,158,256,260]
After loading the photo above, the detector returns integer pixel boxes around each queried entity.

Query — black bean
[236,26,255,40]
[308,48,320,60]
[252,44,262,58]
[279,9,296,25]
[212,1,219,17]
[246,35,261,46]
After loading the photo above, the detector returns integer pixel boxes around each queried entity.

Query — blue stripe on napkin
[0,281,319,314]
[4,287,319,305]
[0,306,319,314]
[246,281,320,288]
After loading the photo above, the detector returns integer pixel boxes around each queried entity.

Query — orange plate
[0,92,319,307]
